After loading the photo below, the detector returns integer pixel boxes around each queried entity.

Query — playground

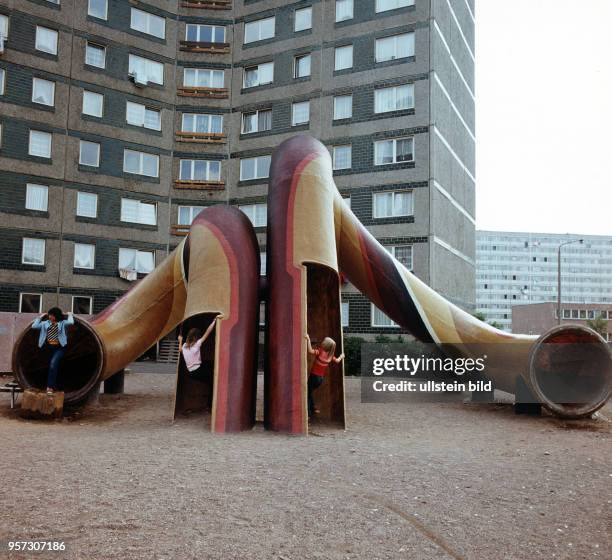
[1,372,610,560]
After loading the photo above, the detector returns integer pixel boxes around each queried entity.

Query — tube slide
[12,206,259,432]
[266,135,612,433]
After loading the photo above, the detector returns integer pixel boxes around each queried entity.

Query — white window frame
[120,198,157,226]
[185,24,226,43]
[129,54,164,85]
[291,100,310,126]
[371,304,398,327]
[332,145,352,170]
[241,109,272,134]
[374,83,415,113]
[294,53,311,78]
[76,191,98,218]
[243,62,274,88]
[238,203,267,228]
[183,68,224,89]
[72,295,93,314]
[22,237,46,266]
[74,243,95,270]
[294,7,312,32]
[123,149,159,178]
[260,251,267,276]
[334,45,353,71]
[85,42,106,68]
[35,26,58,55]
[19,293,42,313]
[374,137,414,165]
[182,113,223,134]
[82,90,104,117]
[31,77,55,107]
[0,14,8,43]
[0,68,5,95]
[372,190,413,218]
[179,159,221,182]
[118,248,155,274]
[244,16,275,44]
[28,130,52,158]
[239,156,271,181]
[25,183,49,212]
[79,140,100,167]
[333,94,352,120]
[130,7,166,39]
[386,244,413,271]
[88,0,108,20]
[178,206,204,226]
[341,301,349,327]
[375,0,414,13]
[335,0,354,22]
[375,32,415,63]
[126,101,161,131]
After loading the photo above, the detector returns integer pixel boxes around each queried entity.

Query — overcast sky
[475,0,612,236]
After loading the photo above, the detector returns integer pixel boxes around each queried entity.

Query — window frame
[238,203,267,228]
[332,145,352,170]
[73,242,96,270]
[82,90,104,117]
[291,100,310,126]
[375,32,415,63]
[35,25,58,55]
[79,139,101,167]
[244,16,275,44]
[374,137,414,165]
[22,237,46,266]
[294,6,313,32]
[31,77,55,107]
[386,244,413,271]
[72,295,93,315]
[28,130,52,158]
[185,24,226,44]
[120,198,157,226]
[25,183,49,212]
[118,248,155,274]
[76,191,98,218]
[85,42,106,68]
[19,292,43,313]
[130,7,166,39]
[294,53,312,79]
[374,83,415,113]
[183,67,224,89]
[334,44,353,71]
[125,100,162,131]
[181,113,223,134]
[128,54,164,85]
[372,190,413,218]
[375,0,414,13]
[179,159,221,182]
[87,0,108,20]
[335,0,354,22]
[123,149,160,178]
[333,94,353,120]
[177,205,204,226]
[0,68,5,96]
[239,155,271,181]
[371,304,398,327]
[243,62,274,88]
[241,109,272,134]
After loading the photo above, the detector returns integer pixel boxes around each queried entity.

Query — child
[178,315,222,380]
[304,333,345,418]
[31,307,75,394]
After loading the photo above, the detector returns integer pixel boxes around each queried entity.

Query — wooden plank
[20,388,64,419]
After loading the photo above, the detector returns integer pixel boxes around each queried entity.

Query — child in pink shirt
[178,316,221,378]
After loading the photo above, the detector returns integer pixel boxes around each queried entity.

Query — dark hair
[47,307,64,321]
[185,328,201,348]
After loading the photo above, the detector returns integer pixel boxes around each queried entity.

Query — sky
[475,0,612,236]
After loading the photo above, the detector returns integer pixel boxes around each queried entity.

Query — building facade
[477,231,612,332]
[0,0,475,337]
[512,302,612,341]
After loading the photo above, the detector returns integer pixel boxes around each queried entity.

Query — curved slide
[12,206,260,433]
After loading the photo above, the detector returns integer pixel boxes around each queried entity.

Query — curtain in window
[119,249,136,270]
[258,111,272,131]
[394,192,409,215]
[74,244,94,268]
[26,185,48,211]
[29,131,51,157]
[396,138,413,162]
[86,44,105,67]
[374,193,392,217]
[336,0,353,21]
[24,239,45,264]
[375,141,393,165]
[77,192,97,217]
[136,251,154,273]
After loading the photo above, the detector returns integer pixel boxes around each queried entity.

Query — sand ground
[0,372,610,560]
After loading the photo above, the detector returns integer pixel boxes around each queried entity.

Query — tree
[586,316,608,338]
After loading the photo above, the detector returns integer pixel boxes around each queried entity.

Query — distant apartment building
[0,0,475,337]
[512,302,612,341]
[476,231,612,332]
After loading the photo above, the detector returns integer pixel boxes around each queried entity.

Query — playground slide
[12,206,260,432]
[265,136,612,433]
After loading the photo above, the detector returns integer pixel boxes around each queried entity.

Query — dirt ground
[0,372,610,560]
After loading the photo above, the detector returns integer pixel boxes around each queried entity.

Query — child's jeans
[47,345,66,389]
[307,374,324,416]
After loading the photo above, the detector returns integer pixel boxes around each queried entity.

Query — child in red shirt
[304,333,345,418]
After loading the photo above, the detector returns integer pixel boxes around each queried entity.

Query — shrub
[343,336,366,376]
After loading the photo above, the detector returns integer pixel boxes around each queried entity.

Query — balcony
[181,0,231,9]
[170,225,190,237]
[175,132,227,144]
[173,180,225,190]
[179,41,230,54]
[177,87,229,99]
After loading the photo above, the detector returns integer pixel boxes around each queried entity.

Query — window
[31,78,55,106]
[373,191,412,218]
[341,302,349,327]
[130,8,165,39]
[35,26,58,55]
[240,156,271,181]
[25,184,49,212]
[563,309,571,319]
[374,137,414,165]
[244,17,275,43]
[343,195,351,209]
[332,145,351,170]
[182,113,223,134]
[85,42,106,68]
[179,159,221,182]
[375,33,415,62]
[183,68,224,89]
[129,54,164,85]
[121,198,157,225]
[294,7,312,32]
[335,0,353,22]
[372,304,397,327]
[186,24,225,43]
[88,0,107,20]
[19,293,42,313]
[123,149,159,177]
[243,62,273,88]
[74,243,95,269]
[291,101,310,126]
[119,248,155,274]
[241,109,271,134]
[79,140,100,167]
[294,54,311,78]
[259,251,267,276]
[375,84,414,113]
[0,69,5,95]
[239,203,267,227]
[82,90,103,117]
[334,45,353,71]
[376,0,414,12]
[28,130,52,158]
[178,206,204,226]
[0,14,8,41]
[72,296,92,314]
[76,192,98,218]
[333,95,352,119]
[126,101,161,131]
[386,245,413,270]
[22,238,45,265]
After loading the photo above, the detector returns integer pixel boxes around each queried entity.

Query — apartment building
[0,0,476,336]
[476,231,612,332]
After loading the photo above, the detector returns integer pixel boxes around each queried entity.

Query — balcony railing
[170,225,190,237]
[181,0,231,9]
[177,87,229,99]
[174,180,225,190]
[175,132,227,144]
[179,41,230,54]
